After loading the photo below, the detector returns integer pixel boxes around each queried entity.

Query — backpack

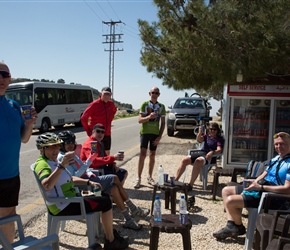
[245,160,270,179]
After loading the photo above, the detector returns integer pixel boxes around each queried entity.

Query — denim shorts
[82,174,115,195]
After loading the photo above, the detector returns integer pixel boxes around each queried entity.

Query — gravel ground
[22,133,249,250]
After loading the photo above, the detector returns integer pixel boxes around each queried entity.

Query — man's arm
[81,103,94,136]
[138,112,156,124]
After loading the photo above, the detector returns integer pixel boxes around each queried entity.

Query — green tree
[138,0,290,99]
[57,79,65,84]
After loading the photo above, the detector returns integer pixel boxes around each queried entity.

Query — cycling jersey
[0,96,24,180]
[34,156,76,215]
[139,100,166,135]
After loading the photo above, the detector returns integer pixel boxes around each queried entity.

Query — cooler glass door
[230,98,270,163]
[272,100,290,157]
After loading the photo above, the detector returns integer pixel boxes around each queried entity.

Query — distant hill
[11,78,133,110]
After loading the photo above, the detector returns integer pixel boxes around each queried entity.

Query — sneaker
[134,178,141,189]
[130,207,150,218]
[213,225,239,240]
[104,236,129,250]
[237,225,246,235]
[147,177,156,185]
[104,229,129,244]
[185,183,193,192]
[122,219,143,230]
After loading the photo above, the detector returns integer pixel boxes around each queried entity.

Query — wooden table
[149,214,192,250]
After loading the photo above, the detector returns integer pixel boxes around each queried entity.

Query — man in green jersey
[134,87,166,189]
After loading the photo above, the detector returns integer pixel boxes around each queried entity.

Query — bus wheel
[40,118,50,133]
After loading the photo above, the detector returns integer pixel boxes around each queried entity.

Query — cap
[0,62,10,73]
[101,87,112,94]
[93,123,105,131]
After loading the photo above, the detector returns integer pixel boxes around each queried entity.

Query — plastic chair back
[30,163,101,246]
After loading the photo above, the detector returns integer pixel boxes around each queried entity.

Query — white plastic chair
[0,214,59,250]
[183,149,222,190]
[30,164,101,246]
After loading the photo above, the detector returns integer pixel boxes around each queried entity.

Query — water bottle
[153,196,162,222]
[158,165,164,185]
[179,195,188,224]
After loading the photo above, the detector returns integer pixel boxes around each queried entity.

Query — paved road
[17,116,142,226]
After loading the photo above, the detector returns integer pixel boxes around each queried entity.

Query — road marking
[17,198,44,214]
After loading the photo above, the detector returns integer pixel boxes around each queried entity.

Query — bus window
[34,89,48,113]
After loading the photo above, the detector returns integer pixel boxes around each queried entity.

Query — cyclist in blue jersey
[0,62,38,243]
[213,132,290,240]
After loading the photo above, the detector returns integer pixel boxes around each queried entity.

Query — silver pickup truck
[167,93,212,137]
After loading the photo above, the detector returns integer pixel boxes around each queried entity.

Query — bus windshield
[5,89,33,106]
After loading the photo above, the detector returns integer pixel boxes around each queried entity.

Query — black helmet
[36,132,63,149]
[58,130,76,144]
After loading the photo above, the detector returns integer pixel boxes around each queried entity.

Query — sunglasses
[273,133,290,139]
[151,92,160,95]
[209,128,217,131]
[0,71,11,78]
[96,129,105,134]
[64,141,75,145]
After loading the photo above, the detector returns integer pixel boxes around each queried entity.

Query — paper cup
[21,105,32,120]
[90,141,97,153]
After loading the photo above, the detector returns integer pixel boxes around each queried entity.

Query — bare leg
[120,172,128,186]
[189,157,205,186]
[110,186,126,211]
[101,209,114,242]
[175,156,191,181]
[148,150,156,178]
[112,176,129,201]
[222,186,244,225]
[137,147,147,178]
[0,207,16,243]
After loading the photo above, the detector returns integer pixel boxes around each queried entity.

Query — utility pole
[102,20,123,98]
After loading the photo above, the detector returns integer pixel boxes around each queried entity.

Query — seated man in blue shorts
[213,132,290,240]
[175,122,224,191]
[58,130,150,230]
[81,123,128,186]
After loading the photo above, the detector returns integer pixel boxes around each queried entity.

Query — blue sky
[1,0,219,115]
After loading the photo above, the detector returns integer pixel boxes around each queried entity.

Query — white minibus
[6,81,93,132]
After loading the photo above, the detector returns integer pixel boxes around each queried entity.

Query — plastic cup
[163,173,169,182]
[170,176,175,186]
[179,211,189,224]
[243,179,252,189]
[93,186,101,197]
[21,105,32,120]
[90,141,98,153]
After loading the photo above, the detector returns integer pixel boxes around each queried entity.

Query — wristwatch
[261,185,265,192]
[57,164,65,170]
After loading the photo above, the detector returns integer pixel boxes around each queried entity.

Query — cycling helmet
[58,130,76,144]
[36,132,63,149]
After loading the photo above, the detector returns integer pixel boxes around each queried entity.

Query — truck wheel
[40,118,50,133]
[167,128,174,137]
